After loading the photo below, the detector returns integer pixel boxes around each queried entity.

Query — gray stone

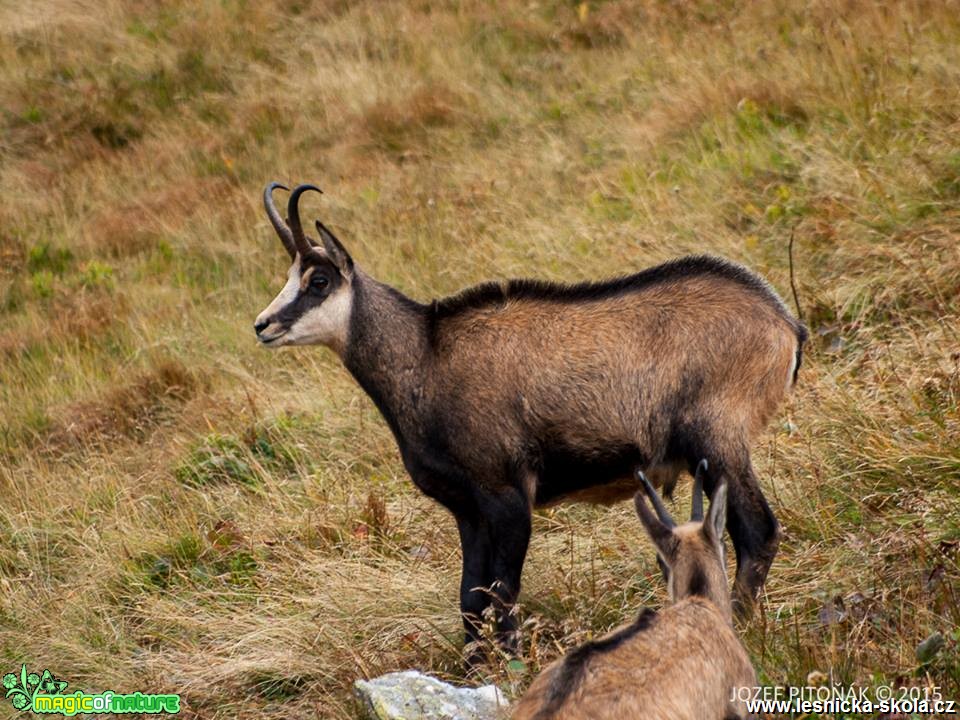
[354,670,508,720]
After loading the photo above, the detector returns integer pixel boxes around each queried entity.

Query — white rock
[354,670,508,720]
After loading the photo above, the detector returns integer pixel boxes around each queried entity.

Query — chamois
[512,462,756,720]
[253,182,806,659]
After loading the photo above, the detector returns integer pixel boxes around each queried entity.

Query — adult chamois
[253,182,806,660]
[512,462,757,720]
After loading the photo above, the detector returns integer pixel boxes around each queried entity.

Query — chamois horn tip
[290,183,323,198]
[287,184,325,254]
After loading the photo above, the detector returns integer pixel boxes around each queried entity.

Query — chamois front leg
[455,486,532,666]
[455,514,493,667]
[485,486,532,654]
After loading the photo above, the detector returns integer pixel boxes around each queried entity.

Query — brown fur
[512,480,756,720]
[428,275,796,498]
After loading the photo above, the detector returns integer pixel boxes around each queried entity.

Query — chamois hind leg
[718,454,780,617]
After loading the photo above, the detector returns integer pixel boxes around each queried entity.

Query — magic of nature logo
[3,665,180,715]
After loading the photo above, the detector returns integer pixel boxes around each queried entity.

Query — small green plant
[132,528,258,592]
[175,434,258,488]
[174,417,302,488]
[135,532,203,589]
[21,107,43,124]
[27,242,72,274]
[30,271,54,299]
[126,18,159,42]
[80,260,115,289]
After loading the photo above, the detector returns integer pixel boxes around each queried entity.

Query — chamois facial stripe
[254,257,302,335]
[533,608,658,720]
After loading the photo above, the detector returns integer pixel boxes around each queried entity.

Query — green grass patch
[175,434,261,488]
[129,529,260,593]
[27,242,72,275]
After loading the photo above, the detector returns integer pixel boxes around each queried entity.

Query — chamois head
[634,460,732,622]
[254,182,355,352]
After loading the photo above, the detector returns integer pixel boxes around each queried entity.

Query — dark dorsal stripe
[429,254,798,325]
[686,565,709,599]
[532,607,658,720]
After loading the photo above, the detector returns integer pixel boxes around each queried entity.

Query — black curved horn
[263,183,297,259]
[287,184,323,258]
[691,459,708,522]
[636,469,675,528]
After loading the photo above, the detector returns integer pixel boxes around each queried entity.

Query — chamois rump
[253,182,806,658]
[512,462,756,720]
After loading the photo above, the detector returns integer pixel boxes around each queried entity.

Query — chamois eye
[311,275,329,290]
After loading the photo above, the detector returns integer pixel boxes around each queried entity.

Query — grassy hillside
[1,0,959,717]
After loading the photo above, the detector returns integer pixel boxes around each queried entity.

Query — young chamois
[512,461,756,720]
[254,182,806,660]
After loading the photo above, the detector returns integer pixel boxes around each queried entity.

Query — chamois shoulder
[429,254,796,322]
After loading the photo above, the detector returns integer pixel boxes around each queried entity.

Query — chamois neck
[341,269,431,435]
[687,574,734,627]
[672,551,734,626]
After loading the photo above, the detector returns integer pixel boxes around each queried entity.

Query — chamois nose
[254,319,269,335]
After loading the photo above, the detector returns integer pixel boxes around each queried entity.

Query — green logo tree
[3,665,67,712]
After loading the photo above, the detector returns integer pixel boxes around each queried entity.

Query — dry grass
[1,0,959,717]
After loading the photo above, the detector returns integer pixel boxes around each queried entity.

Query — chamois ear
[634,471,678,565]
[316,220,354,277]
[704,480,728,545]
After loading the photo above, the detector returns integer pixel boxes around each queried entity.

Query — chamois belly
[534,444,682,507]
